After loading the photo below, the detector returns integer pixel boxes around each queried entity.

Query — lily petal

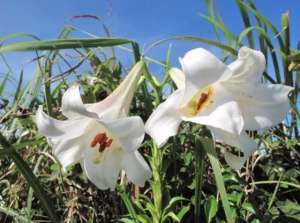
[169,68,185,89]
[228,47,265,83]
[145,89,183,147]
[83,147,123,190]
[61,85,98,119]
[51,136,86,168]
[86,61,144,119]
[183,83,244,134]
[121,151,151,187]
[104,116,145,153]
[180,48,231,106]
[210,127,257,170]
[36,107,89,138]
[224,83,293,129]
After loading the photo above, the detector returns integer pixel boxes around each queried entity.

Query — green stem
[150,142,163,223]
[194,139,205,223]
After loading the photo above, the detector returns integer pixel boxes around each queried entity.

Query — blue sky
[0,0,300,84]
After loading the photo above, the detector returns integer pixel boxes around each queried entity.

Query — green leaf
[238,0,284,50]
[235,0,255,48]
[205,196,218,223]
[198,13,236,45]
[0,32,40,42]
[200,137,235,223]
[0,71,10,96]
[0,37,134,52]
[0,134,60,223]
[118,189,138,223]
[144,36,237,56]
[162,196,187,218]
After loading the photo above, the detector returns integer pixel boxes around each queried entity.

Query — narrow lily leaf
[248,1,269,63]
[255,26,281,83]
[204,0,222,39]
[0,134,60,223]
[0,38,133,52]
[118,189,138,223]
[0,32,40,42]
[12,70,23,106]
[238,0,285,50]
[205,196,218,223]
[144,36,237,57]
[175,36,237,56]
[198,13,236,45]
[236,0,255,48]
[237,27,254,45]
[200,137,235,223]
[0,71,10,96]
[44,25,75,115]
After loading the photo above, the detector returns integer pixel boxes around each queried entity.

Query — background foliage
[0,0,299,222]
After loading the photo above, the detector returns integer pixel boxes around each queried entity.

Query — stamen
[196,93,209,111]
[90,132,113,153]
[105,139,113,147]
[90,133,106,147]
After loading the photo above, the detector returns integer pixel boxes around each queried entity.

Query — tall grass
[0,0,299,222]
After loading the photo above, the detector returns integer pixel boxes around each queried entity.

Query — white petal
[121,151,151,187]
[51,136,86,168]
[86,61,144,119]
[227,47,265,83]
[169,68,185,89]
[36,107,89,138]
[61,85,98,119]
[179,48,231,106]
[83,147,123,190]
[210,127,257,170]
[224,83,293,129]
[103,116,145,153]
[145,89,183,147]
[183,83,244,134]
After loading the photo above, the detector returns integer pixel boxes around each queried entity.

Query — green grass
[0,0,299,222]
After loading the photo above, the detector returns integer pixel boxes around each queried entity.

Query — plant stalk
[194,139,205,223]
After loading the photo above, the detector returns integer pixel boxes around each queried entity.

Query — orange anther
[196,93,209,111]
[91,132,113,153]
[90,133,106,148]
[105,138,113,147]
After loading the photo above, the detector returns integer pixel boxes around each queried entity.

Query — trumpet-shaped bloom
[36,61,151,190]
[145,47,293,170]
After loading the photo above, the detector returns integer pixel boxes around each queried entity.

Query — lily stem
[194,138,205,223]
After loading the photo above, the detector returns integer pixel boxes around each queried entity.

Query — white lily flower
[36,61,151,190]
[145,47,293,170]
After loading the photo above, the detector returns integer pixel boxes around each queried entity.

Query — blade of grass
[0,71,10,96]
[0,38,134,52]
[235,0,255,48]
[198,13,236,45]
[251,180,300,190]
[44,25,74,115]
[248,1,269,63]
[204,0,221,40]
[144,36,237,57]
[281,12,292,86]
[255,26,281,83]
[0,32,40,43]
[0,134,60,223]
[0,206,29,222]
[12,70,23,106]
[238,0,285,50]
[267,173,283,211]
[201,138,235,223]
[194,138,206,223]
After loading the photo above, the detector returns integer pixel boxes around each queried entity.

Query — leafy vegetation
[0,0,299,222]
